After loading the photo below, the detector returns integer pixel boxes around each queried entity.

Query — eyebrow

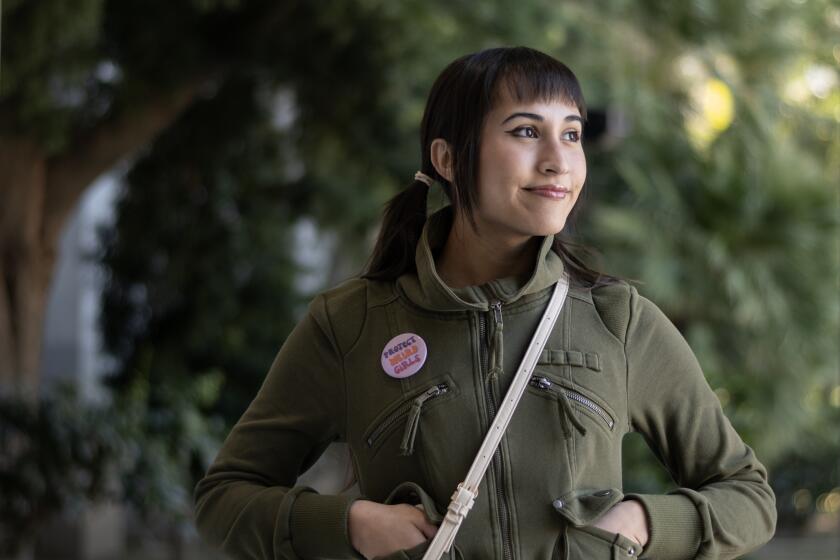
[500,112,583,125]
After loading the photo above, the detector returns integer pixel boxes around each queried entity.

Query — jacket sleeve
[193,294,364,560]
[623,286,776,560]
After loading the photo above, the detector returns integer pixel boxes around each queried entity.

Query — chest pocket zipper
[529,375,615,434]
[365,383,450,455]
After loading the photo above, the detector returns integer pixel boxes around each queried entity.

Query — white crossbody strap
[422,275,570,560]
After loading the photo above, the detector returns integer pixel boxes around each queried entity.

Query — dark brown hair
[363,46,619,288]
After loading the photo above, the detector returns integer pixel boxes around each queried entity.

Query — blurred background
[0,0,838,559]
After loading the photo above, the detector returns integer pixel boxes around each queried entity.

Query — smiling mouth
[524,185,571,198]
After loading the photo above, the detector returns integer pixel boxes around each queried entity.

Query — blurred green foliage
[0,387,120,556]
[2,0,838,535]
[97,74,305,423]
[0,373,225,556]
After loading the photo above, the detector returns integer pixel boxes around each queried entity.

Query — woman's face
[471,89,586,244]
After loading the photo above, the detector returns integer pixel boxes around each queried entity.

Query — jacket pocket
[528,373,615,434]
[374,540,464,560]
[551,488,640,559]
[375,481,463,560]
[384,481,444,523]
[363,374,459,457]
[559,524,640,559]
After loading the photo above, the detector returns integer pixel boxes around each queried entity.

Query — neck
[436,215,541,289]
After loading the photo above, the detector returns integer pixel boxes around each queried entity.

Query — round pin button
[381,333,427,379]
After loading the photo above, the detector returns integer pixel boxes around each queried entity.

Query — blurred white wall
[40,173,120,402]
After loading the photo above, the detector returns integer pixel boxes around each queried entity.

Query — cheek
[572,151,587,183]
[481,138,533,176]
[477,158,523,215]
[483,140,520,172]
[497,151,528,181]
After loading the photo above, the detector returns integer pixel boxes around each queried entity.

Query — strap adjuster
[446,483,476,521]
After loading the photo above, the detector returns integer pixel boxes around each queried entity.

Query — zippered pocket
[364,378,457,456]
[528,374,615,432]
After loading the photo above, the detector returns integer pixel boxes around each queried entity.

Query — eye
[563,129,582,142]
[509,125,539,139]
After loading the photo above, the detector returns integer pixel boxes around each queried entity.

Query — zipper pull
[529,375,588,438]
[556,386,588,439]
[400,384,448,456]
[491,300,502,325]
[530,376,552,391]
[488,301,504,381]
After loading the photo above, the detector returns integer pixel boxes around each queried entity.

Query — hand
[348,500,438,559]
[591,499,649,549]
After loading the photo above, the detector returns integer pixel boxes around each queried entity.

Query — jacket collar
[396,206,566,312]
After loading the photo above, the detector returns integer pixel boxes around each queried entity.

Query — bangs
[488,51,587,120]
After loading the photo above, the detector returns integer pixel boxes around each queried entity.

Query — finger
[409,510,439,540]
[387,522,427,553]
[416,520,438,540]
[408,525,430,546]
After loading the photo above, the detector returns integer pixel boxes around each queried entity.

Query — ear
[430,138,454,183]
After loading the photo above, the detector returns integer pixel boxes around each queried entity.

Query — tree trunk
[0,137,53,396]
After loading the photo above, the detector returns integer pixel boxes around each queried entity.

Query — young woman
[194,46,776,560]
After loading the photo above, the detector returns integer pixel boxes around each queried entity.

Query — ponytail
[362,179,431,280]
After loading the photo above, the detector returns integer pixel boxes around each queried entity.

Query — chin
[487,213,567,239]
[531,219,567,237]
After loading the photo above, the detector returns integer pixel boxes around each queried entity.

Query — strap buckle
[446,483,476,522]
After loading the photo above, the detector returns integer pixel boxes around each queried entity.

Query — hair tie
[414,171,434,186]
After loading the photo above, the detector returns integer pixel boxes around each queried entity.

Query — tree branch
[42,78,214,244]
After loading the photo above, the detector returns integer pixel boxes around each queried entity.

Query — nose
[538,138,570,176]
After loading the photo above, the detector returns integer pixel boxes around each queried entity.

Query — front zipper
[529,375,615,430]
[365,383,450,451]
[481,300,515,560]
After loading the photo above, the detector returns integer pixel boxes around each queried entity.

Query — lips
[525,185,571,199]
[526,184,571,193]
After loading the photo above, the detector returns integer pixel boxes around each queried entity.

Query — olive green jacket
[194,206,776,559]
